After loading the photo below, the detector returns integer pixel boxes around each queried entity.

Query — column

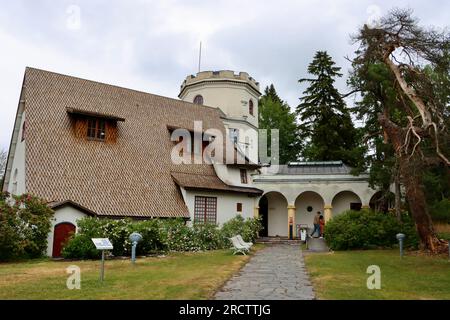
[287,205,296,239]
[254,206,260,219]
[324,205,333,224]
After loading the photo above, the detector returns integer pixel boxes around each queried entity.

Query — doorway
[52,222,76,258]
[258,196,269,237]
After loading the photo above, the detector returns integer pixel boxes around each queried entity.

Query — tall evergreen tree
[259,85,300,164]
[296,51,365,167]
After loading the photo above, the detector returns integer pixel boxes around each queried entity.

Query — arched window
[193,95,204,105]
[249,99,254,116]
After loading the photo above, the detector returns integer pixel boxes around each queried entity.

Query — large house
[2,68,380,257]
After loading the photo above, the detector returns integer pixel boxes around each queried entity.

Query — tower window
[249,99,254,116]
[193,95,204,105]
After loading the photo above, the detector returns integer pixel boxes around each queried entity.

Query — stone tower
[179,70,261,163]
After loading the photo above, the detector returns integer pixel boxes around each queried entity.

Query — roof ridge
[25,67,223,113]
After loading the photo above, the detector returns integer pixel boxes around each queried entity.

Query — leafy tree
[350,8,450,253]
[0,148,7,186]
[259,85,300,164]
[297,51,365,167]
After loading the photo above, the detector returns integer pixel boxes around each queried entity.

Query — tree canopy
[296,51,365,167]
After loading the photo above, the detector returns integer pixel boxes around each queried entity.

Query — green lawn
[304,249,450,300]
[0,248,260,300]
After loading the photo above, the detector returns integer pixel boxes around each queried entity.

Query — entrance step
[306,237,330,252]
[256,237,304,245]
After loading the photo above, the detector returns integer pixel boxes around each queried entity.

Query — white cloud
[0,0,448,150]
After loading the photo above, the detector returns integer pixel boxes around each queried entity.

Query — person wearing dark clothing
[310,212,321,238]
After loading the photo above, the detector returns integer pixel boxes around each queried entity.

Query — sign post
[91,238,113,282]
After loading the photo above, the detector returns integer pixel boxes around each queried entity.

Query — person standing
[310,211,321,238]
[319,215,325,238]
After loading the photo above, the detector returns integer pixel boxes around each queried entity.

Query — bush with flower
[62,215,262,259]
[0,192,54,261]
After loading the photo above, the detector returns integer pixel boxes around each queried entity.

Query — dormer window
[87,118,106,141]
[66,108,124,143]
[193,95,204,105]
[249,99,254,116]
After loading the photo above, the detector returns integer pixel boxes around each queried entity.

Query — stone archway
[294,191,325,230]
[260,191,288,237]
[370,191,395,213]
[332,191,362,216]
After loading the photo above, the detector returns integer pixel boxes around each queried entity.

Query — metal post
[396,233,405,259]
[100,250,105,282]
[399,239,403,259]
[131,242,137,264]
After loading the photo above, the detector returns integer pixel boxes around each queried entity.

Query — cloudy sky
[0,0,449,150]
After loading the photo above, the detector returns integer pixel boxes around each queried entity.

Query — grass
[436,223,450,241]
[0,246,263,300]
[304,249,450,300]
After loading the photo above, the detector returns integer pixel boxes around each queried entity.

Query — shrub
[61,215,262,259]
[221,215,263,245]
[430,199,450,224]
[0,193,53,261]
[132,219,166,254]
[61,234,100,259]
[325,209,419,251]
[192,223,226,251]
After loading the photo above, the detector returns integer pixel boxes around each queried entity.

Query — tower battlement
[180,70,260,95]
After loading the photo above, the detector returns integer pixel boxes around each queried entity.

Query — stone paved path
[215,245,315,300]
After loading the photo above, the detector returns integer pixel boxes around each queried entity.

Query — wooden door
[52,223,76,258]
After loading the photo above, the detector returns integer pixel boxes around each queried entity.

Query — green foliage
[221,215,262,244]
[297,51,365,167]
[429,199,450,224]
[0,193,54,261]
[61,234,100,259]
[62,215,262,259]
[325,210,419,251]
[259,84,300,164]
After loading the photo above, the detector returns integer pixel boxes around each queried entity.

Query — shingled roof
[16,67,255,218]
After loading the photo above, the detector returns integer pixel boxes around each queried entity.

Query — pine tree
[296,51,364,167]
[259,85,300,164]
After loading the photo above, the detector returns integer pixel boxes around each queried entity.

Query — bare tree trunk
[379,115,448,253]
[394,168,402,222]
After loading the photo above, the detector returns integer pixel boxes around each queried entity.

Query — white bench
[236,235,253,249]
[229,236,250,255]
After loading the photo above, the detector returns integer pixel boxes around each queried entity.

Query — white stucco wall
[332,191,362,216]
[181,188,257,226]
[213,164,255,188]
[223,121,259,164]
[265,192,288,237]
[7,111,26,195]
[295,192,325,227]
[254,177,377,206]
[46,206,88,257]
[181,84,259,128]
